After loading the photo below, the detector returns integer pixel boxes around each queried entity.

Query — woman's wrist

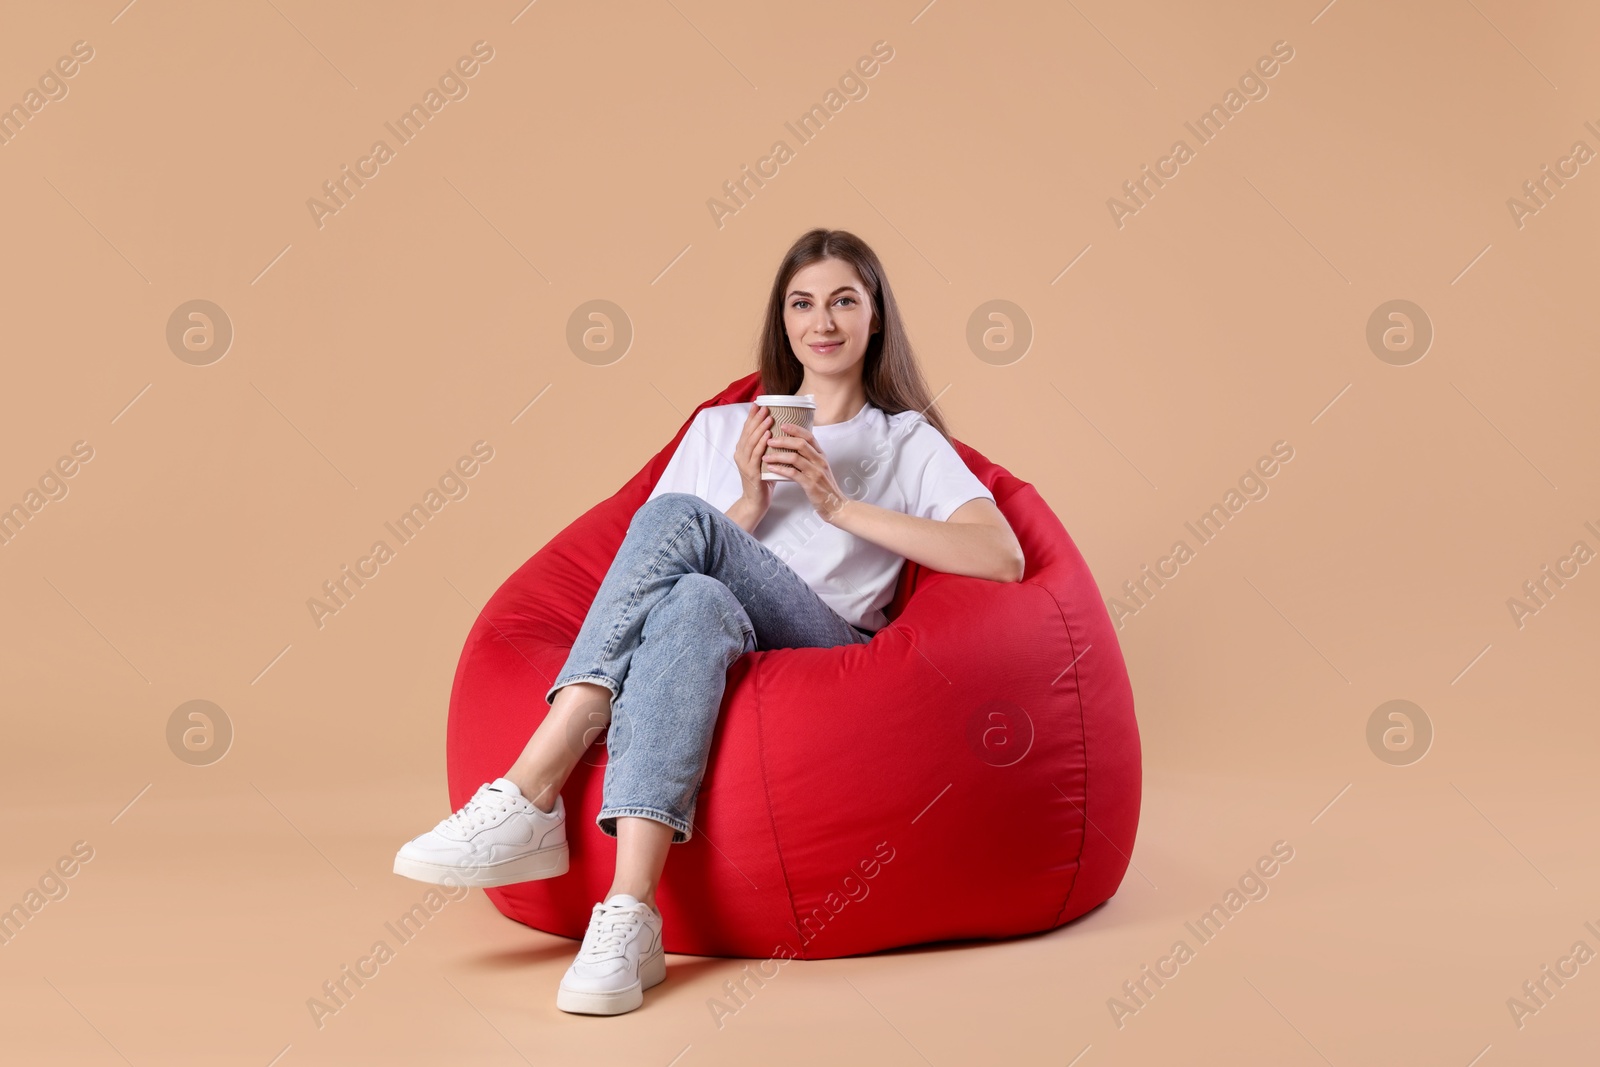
[728,492,766,533]
[821,492,853,527]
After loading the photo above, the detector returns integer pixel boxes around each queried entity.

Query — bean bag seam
[751,654,806,959]
[1036,580,1091,928]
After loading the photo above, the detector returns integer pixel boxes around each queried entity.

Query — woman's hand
[761,422,852,524]
[733,404,777,513]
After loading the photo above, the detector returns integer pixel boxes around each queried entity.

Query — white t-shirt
[646,399,994,631]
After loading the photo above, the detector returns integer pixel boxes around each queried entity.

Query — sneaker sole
[392,842,569,888]
[555,949,666,1016]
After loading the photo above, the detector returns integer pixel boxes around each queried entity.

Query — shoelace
[436,786,516,838]
[578,903,650,961]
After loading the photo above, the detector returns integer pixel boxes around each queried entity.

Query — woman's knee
[659,572,733,615]
[631,492,707,531]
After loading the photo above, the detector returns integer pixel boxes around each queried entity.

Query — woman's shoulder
[882,406,946,450]
[882,406,931,434]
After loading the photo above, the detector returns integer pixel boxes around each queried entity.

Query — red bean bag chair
[445,371,1141,959]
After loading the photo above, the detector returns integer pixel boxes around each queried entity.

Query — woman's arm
[759,418,1025,583]
[825,495,1025,583]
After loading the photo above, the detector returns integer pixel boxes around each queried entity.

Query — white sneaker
[555,894,666,1016]
[393,778,568,888]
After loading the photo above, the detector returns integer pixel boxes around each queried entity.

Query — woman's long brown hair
[756,228,952,439]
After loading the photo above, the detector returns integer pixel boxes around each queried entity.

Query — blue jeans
[545,492,874,843]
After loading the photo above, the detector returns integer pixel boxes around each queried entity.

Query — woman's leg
[591,568,763,911]
[502,681,610,813]
[495,486,774,818]
[544,491,871,719]
[515,491,870,899]
[556,491,869,824]
[608,816,675,911]
[499,678,730,920]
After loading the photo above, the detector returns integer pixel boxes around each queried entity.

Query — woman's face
[782,257,878,380]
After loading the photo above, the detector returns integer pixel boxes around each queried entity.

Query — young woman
[394,228,1025,1015]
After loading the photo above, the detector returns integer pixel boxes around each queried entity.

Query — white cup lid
[754,394,816,408]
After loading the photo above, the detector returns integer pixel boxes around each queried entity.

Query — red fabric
[446,372,1141,959]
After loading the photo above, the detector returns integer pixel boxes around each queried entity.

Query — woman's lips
[810,341,842,353]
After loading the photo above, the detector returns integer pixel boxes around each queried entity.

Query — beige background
[2,0,1596,1063]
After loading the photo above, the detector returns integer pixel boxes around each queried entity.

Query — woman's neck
[797,378,868,427]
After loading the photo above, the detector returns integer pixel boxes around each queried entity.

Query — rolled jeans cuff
[596,805,693,843]
[544,671,619,708]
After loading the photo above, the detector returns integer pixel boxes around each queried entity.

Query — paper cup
[755,394,816,481]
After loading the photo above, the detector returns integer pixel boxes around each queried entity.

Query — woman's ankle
[504,771,559,812]
[606,885,657,911]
